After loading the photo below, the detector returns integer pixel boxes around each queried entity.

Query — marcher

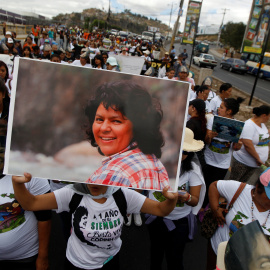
[146,128,205,270]
[230,105,270,182]
[206,167,270,269]
[209,83,232,115]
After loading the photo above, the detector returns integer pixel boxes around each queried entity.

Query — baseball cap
[106,57,118,66]
[260,167,270,199]
[7,37,14,44]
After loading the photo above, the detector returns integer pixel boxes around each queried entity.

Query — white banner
[114,55,145,75]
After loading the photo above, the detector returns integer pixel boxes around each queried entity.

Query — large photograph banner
[4,58,190,192]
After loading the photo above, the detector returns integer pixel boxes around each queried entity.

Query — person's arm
[140,186,178,216]
[232,140,243,151]
[12,173,58,211]
[209,181,226,226]
[177,185,201,206]
[205,129,218,145]
[36,220,51,270]
[241,138,263,165]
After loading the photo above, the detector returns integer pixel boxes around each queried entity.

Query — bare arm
[177,185,202,207]
[140,186,178,216]
[209,181,226,225]
[205,129,218,145]
[12,173,58,211]
[36,220,51,270]
[241,138,263,165]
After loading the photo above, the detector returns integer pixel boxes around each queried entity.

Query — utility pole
[217,8,229,47]
[168,2,173,37]
[169,0,184,53]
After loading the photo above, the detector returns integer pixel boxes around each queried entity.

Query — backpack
[69,188,128,223]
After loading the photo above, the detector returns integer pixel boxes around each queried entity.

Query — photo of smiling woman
[84,81,169,190]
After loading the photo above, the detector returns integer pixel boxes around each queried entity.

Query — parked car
[220,58,249,74]
[193,53,217,69]
[110,29,119,36]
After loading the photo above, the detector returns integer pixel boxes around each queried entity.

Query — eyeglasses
[102,56,108,59]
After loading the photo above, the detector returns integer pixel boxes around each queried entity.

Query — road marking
[222,73,270,93]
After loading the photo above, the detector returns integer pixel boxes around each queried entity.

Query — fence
[1,24,33,36]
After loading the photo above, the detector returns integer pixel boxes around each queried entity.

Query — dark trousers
[64,253,120,270]
[1,254,38,270]
[147,217,189,270]
[202,164,228,207]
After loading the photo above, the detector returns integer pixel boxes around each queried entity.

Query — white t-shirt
[205,100,211,114]
[211,180,270,254]
[233,119,270,167]
[207,90,217,103]
[148,161,205,220]
[141,56,151,71]
[72,60,92,68]
[54,187,146,269]
[209,95,222,115]
[89,47,100,59]
[0,176,50,260]
[204,115,233,169]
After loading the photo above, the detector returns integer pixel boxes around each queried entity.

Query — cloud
[4,0,253,31]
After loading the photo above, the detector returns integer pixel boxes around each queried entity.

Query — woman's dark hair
[50,54,61,61]
[255,178,266,195]
[181,152,195,173]
[0,61,9,82]
[253,105,270,117]
[219,83,232,93]
[23,46,33,58]
[196,85,208,96]
[101,51,108,59]
[93,54,105,69]
[85,81,164,158]
[223,97,244,116]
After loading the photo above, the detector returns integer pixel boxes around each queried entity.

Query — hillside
[52,8,170,35]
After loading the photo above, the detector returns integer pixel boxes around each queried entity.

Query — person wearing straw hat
[146,128,206,270]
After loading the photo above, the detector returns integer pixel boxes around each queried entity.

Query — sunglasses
[182,151,189,155]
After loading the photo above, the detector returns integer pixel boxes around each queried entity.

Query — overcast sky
[2,0,253,31]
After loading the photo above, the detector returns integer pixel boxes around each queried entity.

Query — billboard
[182,0,202,45]
[242,0,270,54]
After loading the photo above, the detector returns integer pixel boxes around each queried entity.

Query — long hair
[85,81,164,158]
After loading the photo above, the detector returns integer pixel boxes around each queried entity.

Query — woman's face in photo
[92,103,133,156]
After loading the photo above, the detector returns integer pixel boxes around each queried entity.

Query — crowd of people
[0,25,270,270]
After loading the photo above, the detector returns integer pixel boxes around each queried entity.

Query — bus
[241,52,270,79]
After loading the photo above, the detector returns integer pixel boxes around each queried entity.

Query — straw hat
[182,128,204,152]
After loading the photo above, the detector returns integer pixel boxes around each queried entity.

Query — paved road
[168,43,270,104]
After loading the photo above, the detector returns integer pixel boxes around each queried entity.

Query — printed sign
[242,0,270,54]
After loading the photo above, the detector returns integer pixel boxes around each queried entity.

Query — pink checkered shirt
[86,143,169,190]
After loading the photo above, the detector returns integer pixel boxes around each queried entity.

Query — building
[198,24,219,35]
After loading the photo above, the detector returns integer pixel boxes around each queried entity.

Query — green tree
[221,21,246,50]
